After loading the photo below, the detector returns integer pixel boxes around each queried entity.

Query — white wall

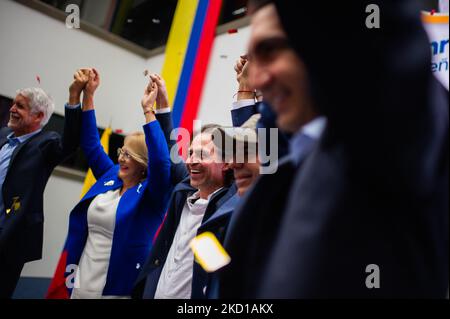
[0,0,250,279]
[0,0,152,135]
[198,26,251,126]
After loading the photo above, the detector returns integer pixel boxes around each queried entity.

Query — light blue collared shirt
[289,116,327,166]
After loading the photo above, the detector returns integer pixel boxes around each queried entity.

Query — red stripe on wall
[179,0,223,134]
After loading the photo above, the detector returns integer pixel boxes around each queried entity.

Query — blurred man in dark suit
[246,0,448,298]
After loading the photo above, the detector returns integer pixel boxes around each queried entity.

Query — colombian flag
[162,0,223,160]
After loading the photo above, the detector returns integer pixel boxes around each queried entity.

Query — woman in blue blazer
[47,69,171,298]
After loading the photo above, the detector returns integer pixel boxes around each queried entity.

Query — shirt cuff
[232,99,255,110]
[65,103,81,109]
[155,107,171,114]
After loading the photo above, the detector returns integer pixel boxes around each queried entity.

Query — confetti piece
[220,54,228,59]
[152,18,160,24]
[190,232,231,273]
[115,129,123,134]
[227,28,238,34]
[431,9,436,15]
[232,7,247,16]
[36,75,41,84]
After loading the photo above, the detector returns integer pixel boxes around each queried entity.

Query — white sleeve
[154,107,171,114]
[231,99,255,110]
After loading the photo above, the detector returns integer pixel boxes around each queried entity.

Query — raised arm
[151,73,189,184]
[141,79,171,207]
[231,56,258,127]
[44,69,85,167]
[80,68,114,179]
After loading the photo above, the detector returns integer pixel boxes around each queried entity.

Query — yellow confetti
[190,232,231,273]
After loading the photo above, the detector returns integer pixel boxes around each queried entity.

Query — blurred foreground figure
[248,0,448,298]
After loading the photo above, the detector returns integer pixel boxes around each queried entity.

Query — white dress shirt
[154,188,222,299]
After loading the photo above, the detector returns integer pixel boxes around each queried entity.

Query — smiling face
[230,156,260,196]
[117,139,146,187]
[186,133,227,198]
[8,94,43,136]
[247,4,315,134]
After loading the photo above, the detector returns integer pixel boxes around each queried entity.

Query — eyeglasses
[117,148,133,160]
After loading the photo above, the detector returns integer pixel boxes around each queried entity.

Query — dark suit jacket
[132,178,236,299]
[0,107,81,265]
[155,112,189,185]
[216,156,297,298]
[257,0,449,298]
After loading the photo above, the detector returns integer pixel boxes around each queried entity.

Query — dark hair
[190,123,221,144]
[200,123,221,134]
[192,124,234,186]
[247,0,272,14]
[195,123,228,161]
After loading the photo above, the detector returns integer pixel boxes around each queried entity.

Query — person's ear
[34,111,44,125]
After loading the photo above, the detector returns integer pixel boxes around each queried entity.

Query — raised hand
[69,68,90,105]
[141,80,159,112]
[235,55,252,91]
[84,68,100,97]
[141,79,158,123]
[150,73,169,109]
[234,55,254,100]
[82,68,100,111]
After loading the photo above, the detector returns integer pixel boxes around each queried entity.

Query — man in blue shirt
[0,69,86,298]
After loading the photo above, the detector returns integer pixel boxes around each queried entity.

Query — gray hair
[16,87,55,127]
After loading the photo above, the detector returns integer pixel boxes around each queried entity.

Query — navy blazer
[0,106,81,265]
[155,112,189,184]
[215,128,317,298]
[192,191,240,298]
[132,178,237,299]
[231,104,258,127]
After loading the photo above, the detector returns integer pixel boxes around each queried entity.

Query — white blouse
[71,188,127,299]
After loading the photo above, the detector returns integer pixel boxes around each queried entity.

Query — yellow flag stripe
[161,0,200,107]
